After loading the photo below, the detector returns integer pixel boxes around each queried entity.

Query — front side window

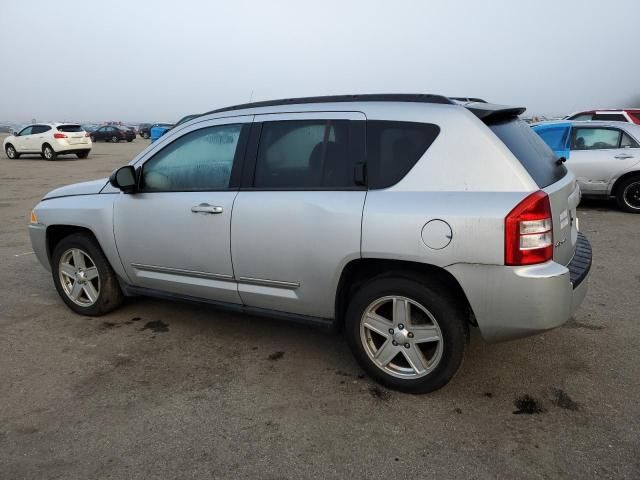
[18,126,33,136]
[254,120,352,188]
[572,128,621,150]
[366,121,440,189]
[569,113,593,121]
[141,124,243,191]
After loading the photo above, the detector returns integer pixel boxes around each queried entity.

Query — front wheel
[111,135,119,143]
[616,175,640,213]
[51,233,123,316]
[142,132,149,139]
[345,274,468,393]
[5,144,20,159]
[42,144,57,161]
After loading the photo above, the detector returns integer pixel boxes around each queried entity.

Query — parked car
[82,124,98,133]
[149,123,175,142]
[532,120,640,213]
[28,94,591,393]
[4,123,91,160]
[90,125,135,143]
[138,123,152,139]
[565,109,640,124]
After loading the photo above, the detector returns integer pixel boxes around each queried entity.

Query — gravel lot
[1,135,639,479]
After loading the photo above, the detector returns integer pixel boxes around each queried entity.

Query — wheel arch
[610,170,640,197]
[334,258,475,329]
[46,224,102,262]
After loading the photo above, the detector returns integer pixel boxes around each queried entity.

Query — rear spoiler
[465,102,526,124]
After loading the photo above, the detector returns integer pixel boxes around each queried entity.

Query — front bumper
[446,233,592,342]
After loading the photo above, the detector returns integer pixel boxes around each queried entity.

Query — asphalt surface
[1,136,639,479]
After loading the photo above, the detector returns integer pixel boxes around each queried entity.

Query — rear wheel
[111,135,119,143]
[127,138,133,142]
[345,274,467,393]
[76,150,90,159]
[142,132,149,139]
[51,233,123,316]
[42,144,57,161]
[5,144,19,159]
[616,175,640,213]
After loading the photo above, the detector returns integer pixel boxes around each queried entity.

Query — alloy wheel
[360,295,444,379]
[623,181,640,210]
[58,248,101,306]
[44,146,53,159]
[6,146,16,158]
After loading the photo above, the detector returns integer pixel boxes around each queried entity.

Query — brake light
[53,132,67,139]
[85,132,91,137]
[505,191,553,266]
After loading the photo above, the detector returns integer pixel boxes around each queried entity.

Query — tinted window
[57,124,83,133]
[537,126,569,151]
[18,126,33,136]
[621,132,639,148]
[31,125,47,134]
[572,128,621,150]
[366,121,439,189]
[569,114,593,121]
[142,124,243,191]
[593,113,627,122]
[254,120,352,188]
[490,119,566,188]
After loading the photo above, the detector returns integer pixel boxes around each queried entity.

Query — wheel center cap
[393,329,408,344]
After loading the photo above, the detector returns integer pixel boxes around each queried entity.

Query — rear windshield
[57,124,83,133]
[490,118,567,188]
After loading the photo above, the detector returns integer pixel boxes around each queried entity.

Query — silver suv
[28,94,592,393]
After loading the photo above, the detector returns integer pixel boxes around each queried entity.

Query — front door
[569,126,639,194]
[113,116,252,303]
[14,126,33,152]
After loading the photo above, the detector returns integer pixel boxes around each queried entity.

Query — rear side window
[621,132,639,148]
[32,125,51,134]
[57,124,83,133]
[593,113,627,122]
[366,121,440,189]
[490,119,566,188]
[254,120,352,188]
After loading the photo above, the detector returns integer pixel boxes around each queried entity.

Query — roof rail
[205,93,454,115]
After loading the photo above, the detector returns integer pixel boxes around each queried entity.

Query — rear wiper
[556,156,567,166]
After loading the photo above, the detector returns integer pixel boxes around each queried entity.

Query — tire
[615,175,640,213]
[5,143,20,159]
[127,138,133,142]
[111,135,119,143]
[42,144,57,161]
[345,273,468,393]
[51,233,123,316]
[142,132,149,139]
[76,150,90,159]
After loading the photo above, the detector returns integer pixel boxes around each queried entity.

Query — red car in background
[566,109,640,124]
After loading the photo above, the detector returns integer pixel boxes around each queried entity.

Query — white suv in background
[3,123,92,160]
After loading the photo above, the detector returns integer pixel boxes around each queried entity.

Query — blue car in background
[149,123,174,142]
[532,121,572,160]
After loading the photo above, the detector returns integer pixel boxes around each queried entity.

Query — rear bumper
[52,139,92,152]
[446,233,592,343]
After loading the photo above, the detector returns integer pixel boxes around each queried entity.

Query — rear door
[231,112,366,318]
[569,126,638,194]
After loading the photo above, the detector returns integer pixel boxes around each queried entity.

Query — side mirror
[109,165,137,193]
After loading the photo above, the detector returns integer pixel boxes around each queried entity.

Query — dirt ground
[1,135,638,479]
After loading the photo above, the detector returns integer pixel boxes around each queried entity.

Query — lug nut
[389,328,394,334]
[398,324,404,330]
[408,332,414,338]
[392,340,398,346]
[404,343,410,349]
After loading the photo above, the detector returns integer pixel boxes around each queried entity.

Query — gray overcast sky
[1,0,638,122]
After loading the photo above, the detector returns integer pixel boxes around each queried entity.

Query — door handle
[191,203,223,214]
[614,153,634,159]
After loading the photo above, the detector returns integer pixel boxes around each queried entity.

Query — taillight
[505,191,553,266]
[53,132,67,139]
[85,132,91,137]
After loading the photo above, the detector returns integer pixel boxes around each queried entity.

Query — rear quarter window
[490,119,567,188]
[366,121,440,189]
